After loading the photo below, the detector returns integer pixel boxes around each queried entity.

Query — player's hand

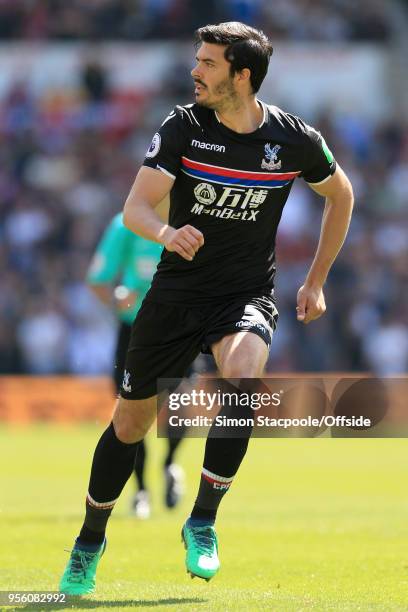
[162,225,204,261]
[296,284,326,324]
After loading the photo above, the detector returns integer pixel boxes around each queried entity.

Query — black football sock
[78,422,141,544]
[190,436,250,523]
[191,382,254,523]
[164,399,187,467]
[77,525,106,546]
[134,439,147,491]
[164,436,184,468]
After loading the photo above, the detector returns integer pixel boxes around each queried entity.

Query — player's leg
[163,438,185,509]
[182,333,268,580]
[182,295,277,580]
[60,299,202,594]
[162,365,196,509]
[113,322,150,517]
[164,355,215,508]
[192,332,268,517]
[132,444,150,518]
[192,333,269,516]
[59,395,156,595]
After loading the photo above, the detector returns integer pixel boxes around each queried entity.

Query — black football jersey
[142,101,336,304]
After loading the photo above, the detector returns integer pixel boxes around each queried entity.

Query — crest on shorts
[261,143,282,171]
[122,370,132,393]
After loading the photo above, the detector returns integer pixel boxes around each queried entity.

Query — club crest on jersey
[194,182,217,205]
[261,143,282,171]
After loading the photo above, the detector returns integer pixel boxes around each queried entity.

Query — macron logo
[191,139,225,153]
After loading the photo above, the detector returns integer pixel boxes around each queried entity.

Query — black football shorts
[120,295,278,400]
[113,321,132,393]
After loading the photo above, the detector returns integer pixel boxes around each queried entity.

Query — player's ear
[236,68,251,87]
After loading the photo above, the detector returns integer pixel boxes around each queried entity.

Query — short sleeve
[301,124,337,185]
[142,106,188,179]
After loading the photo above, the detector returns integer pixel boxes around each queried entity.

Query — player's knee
[113,415,150,444]
[222,359,263,379]
[112,398,153,444]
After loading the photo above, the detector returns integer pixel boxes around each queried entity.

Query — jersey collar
[214,99,266,133]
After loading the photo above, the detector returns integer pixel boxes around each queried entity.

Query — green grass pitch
[1,424,408,611]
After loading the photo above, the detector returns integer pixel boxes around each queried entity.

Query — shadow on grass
[17,597,208,610]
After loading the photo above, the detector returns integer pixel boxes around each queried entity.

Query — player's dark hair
[195,21,273,94]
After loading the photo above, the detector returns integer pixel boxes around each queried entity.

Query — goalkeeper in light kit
[60,20,353,594]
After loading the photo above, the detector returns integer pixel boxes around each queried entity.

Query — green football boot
[59,538,106,595]
[181,520,220,581]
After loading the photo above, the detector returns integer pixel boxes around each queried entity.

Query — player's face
[191,43,238,110]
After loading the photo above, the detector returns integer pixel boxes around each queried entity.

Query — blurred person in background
[87,211,186,518]
[59,20,354,594]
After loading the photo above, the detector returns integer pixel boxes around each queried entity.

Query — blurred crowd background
[0,0,407,376]
[0,0,397,42]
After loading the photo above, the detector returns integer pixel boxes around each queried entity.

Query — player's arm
[123,166,203,261]
[123,106,204,261]
[88,283,113,306]
[89,283,138,314]
[297,165,354,324]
